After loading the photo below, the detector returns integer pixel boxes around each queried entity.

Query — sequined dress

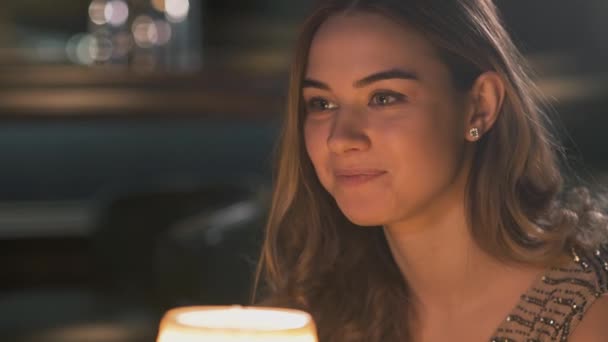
[490,246,608,341]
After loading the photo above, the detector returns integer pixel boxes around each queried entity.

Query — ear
[465,71,505,142]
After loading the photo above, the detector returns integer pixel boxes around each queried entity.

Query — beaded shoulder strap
[490,246,608,342]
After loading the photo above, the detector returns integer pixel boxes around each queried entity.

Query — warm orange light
[157,306,318,342]
[151,0,165,12]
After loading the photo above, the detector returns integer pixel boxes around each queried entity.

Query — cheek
[303,120,330,180]
[382,105,465,188]
[400,99,463,151]
[379,107,444,156]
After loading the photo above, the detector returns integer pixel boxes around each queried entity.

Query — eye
[305,97,339,113]
[369,91,406,106]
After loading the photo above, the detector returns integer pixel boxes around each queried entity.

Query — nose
[327,109,371,154]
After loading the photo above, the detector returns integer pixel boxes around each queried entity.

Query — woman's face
[303,12,473,226]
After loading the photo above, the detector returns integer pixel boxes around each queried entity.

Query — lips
[333,168,387,186]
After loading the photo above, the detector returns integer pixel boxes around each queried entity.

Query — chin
[336,202,390,227]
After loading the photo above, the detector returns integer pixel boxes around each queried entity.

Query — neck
[383,164,537,316]
[383,199,502,309]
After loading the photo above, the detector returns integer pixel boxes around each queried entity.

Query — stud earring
[469,127,480,140]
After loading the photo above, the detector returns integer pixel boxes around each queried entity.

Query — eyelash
[369,91,407,106]
[305,91,407,113]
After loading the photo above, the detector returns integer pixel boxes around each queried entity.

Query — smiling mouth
[334,170,387,186]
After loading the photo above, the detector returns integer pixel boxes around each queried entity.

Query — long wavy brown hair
[252,0,608,340]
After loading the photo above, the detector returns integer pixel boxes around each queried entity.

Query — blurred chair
[93,184,267,309]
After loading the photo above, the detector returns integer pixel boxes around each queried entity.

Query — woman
[253,0,608,341]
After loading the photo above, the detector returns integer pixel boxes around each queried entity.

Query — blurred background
[0,1,606,341]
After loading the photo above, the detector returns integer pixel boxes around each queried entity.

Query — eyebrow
[302,68,419,91]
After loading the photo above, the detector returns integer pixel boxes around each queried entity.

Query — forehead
[306,12,441,80]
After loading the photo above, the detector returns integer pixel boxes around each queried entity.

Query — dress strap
[490,246,608,342]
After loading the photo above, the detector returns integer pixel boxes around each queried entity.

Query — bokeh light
[104,0,130,27]
[73,34,95,65]
[154,20,172,46]
[132,16,157,48]
[165,0,190,23]
[89,0,108,25]
[89,31,114,62]
[66,34,85,64]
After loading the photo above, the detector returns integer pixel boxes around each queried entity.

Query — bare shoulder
[569,294,608,342]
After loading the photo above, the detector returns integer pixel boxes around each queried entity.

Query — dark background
[0,1,606,341]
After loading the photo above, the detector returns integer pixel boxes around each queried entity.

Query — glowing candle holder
[157,305,318,342]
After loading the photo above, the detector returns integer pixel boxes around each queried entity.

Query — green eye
[306,97,338,112]
[370,92,406,106]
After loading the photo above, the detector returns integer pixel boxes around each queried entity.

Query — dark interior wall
[0,119,278,201]
[497,0,608,63]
